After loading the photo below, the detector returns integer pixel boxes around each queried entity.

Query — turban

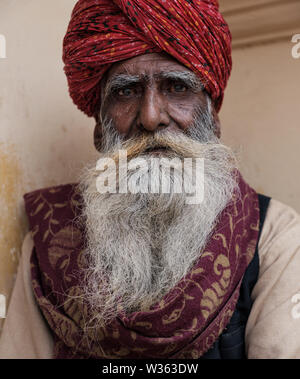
[63,0,232,117]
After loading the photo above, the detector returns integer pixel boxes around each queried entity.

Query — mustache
[108,129,209,163]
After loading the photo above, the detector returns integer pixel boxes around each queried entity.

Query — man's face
[98,52,210,140]
[80,52,237,326]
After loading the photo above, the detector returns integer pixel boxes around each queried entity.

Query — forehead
[106,52,193,80]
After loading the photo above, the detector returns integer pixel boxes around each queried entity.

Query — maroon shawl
[24,174,259,359]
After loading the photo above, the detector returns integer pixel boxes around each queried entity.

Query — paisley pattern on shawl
[24,172,259,359]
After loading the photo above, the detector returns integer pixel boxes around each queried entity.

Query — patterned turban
[63,0,232,117]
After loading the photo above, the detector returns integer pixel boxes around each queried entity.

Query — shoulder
[258,198,300,269]
[246,198,300,358]
[23,183,81,247]
[0,232,54,358]
[24,183,79,210]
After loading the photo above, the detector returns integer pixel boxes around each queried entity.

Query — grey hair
[185,94,219,143]
[158,70,204,92]
[102,74,140,106]
[100,70,205,109]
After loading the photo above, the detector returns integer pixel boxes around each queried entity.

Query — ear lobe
[204,92,221,138]
[212,107,221,138]
[214,114,221,139]
[94,123,103,152]
[94,112,100,124]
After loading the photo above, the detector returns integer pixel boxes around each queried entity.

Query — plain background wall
[0,0,299,332]
[220,40,300,206]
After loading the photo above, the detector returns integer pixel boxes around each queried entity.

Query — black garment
[200,194,271,359]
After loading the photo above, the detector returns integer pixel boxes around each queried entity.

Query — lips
[145,146,169,154]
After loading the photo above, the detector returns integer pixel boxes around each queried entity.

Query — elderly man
[1,0,300,359]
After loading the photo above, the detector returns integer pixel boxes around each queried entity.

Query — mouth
[144,146,169,154]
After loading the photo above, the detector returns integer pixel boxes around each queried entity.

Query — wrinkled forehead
[103,52,197,84]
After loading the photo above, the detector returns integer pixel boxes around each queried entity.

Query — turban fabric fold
[63,0,232,117]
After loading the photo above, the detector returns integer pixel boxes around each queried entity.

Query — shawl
[24,173,259,359]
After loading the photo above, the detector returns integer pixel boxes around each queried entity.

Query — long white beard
[79,108,239,327]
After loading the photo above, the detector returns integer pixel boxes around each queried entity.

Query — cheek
[106,103,137,135]
[167,102,197,130]
[167,93,207,130]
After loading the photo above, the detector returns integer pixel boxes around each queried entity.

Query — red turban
[63,0,232,117]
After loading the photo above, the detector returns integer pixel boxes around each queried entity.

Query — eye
[170,82,188,93]
[118,87,134,97]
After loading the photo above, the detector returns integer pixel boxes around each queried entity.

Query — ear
[205,92,221,138]
[207,96,221,138]
[93,75,108,152]
[212,107,221,138]
[93,116,103,152]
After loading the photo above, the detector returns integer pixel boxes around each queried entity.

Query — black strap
[257,194,271,243]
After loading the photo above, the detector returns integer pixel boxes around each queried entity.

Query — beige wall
[0,0,299,331]
[220,40,300,209]
[0,0,93,331]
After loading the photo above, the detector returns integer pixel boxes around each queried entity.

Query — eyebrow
[159,71,204,92]
[103,70,204,101]
[103,74,140,100]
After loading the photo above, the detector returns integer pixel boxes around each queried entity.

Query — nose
[136,88,170,132]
